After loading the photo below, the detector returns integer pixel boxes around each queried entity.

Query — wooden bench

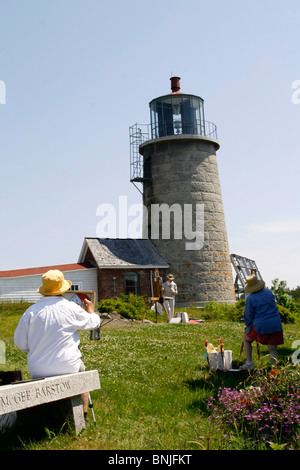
[0,370,100,434]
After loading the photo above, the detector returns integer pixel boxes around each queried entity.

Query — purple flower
[208,370,300,449]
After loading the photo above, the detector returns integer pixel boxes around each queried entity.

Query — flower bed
[208,363,300,450]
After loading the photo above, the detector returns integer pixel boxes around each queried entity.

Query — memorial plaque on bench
[0,370,100,434]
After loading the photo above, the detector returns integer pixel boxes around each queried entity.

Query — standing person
[240,274,284,370]
[14,270,100,422]
[161,274,178,321]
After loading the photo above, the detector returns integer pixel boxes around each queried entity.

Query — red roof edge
[0,263,95,278]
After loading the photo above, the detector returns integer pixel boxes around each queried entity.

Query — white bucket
[169,317,181,324]
[207,351,223,371]
[224,350,232,371]
[207,349,233,371]
[175,312,189,323]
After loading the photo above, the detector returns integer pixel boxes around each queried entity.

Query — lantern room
[149,76,206,138]
[129,76,218,184]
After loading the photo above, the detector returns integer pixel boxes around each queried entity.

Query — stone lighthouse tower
[130,77,235,306]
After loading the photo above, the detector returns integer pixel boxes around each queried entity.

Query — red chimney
[170,76,181,93]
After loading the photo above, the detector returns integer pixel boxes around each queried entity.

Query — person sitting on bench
[14,270,100,421]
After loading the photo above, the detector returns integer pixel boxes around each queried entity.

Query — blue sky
[0,0,299,288]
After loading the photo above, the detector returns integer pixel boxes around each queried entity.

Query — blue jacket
[244,288,282,335]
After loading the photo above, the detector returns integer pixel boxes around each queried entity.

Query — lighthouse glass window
[150,95,204,138]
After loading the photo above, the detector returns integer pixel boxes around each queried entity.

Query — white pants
[165,298,175,320]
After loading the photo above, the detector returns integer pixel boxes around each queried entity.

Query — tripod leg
[237,340,244,367]
[88,394,96,425]
[163,302,170,322]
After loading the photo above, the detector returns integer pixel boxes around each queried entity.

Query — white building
[0,238,170,304]
[0,263,98,303]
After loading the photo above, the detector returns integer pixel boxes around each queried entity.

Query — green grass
[0,303,299,450]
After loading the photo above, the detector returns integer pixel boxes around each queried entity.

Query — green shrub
[234,299,246,320]
[192,299,297,325]
[201,301,243,322]
[276,304,297,324]
[271,279,298,312]
[97,293,146,320]
[97,294,299,325]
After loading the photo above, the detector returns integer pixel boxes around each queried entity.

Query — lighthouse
[130,77,235,306]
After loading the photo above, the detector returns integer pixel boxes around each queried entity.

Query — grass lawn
[0,304,299,450]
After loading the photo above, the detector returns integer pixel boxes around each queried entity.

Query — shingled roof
[79,238,169,268]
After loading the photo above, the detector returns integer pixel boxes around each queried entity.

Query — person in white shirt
[161,274,178,321]
[14,269,100,421]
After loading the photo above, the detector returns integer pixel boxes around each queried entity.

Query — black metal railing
[151,119,217,140]
[129,120,218,183]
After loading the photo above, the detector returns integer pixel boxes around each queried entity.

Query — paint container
[224,350,232,371]
[90,328,100,340]
[207,351,219,370]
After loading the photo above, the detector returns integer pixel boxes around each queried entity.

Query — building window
[125,272,140,295]
[70,284,81,291]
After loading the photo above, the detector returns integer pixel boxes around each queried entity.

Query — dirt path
[99,311,154,329]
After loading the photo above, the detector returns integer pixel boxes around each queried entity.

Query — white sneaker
[239,361,254,370]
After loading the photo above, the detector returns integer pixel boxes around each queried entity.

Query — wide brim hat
[244,274,265,294]
[38,270,72,296]
[167,274,175,280]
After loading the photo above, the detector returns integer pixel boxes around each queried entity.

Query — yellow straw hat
[38,270,72,296]
[244,274,265,294]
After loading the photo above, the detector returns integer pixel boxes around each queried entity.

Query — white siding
[0,269,98,303]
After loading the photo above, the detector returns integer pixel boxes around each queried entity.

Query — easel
[142,269,171,323]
